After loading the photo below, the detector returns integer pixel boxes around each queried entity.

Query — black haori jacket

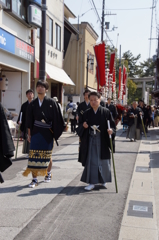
[0,103,15,172]
[77,106,116,167]
[26,97,65,141]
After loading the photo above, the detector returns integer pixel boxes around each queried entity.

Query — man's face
[36,85,46,95]
[84,92,89,101]
[89,95,100,109]
[108,99,111,104]
[26,92,34,101]
[133,102,137,109]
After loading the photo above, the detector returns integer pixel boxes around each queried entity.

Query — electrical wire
[90,0,114,47]
[97,7,154,11]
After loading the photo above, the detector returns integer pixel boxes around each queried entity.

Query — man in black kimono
[78,92,115,191]
[76,89,91,122]
[23,80,65,188]
[106,97,118,120]
[0,103,15,183]
[17,89,34,155]
[127,101,143,141]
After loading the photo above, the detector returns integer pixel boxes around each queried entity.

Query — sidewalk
[119,127,159,240]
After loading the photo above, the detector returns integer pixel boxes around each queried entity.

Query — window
[56,24,61,51]
[12,0,26,20]
[46,15,53,45]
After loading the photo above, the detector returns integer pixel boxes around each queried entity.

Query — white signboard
[28,5,42,28]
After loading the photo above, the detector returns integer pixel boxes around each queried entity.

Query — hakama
[81,131,111,184]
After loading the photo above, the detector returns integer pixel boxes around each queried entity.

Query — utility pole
[39,0,47,82]
[101,0,105,42]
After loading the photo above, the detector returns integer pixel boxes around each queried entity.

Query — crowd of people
[1,83,159,192]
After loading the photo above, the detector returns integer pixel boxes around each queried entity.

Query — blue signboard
[0,28,35,62]
[0,28,15,54]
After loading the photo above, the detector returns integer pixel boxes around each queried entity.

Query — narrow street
[0,127,141,240]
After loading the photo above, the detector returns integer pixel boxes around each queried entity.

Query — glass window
[56,24,61,51]
[46,16,53,45]
[46,15,53,45]
[6,0,10,8]
[11,0,26,20]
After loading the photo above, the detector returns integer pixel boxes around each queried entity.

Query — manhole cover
[136,166,151,173]
[127,200,153,218]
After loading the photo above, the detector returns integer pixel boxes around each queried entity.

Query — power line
[97,7,154,11]
[90,0,114,47]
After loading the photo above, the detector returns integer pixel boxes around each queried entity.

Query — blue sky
[64,0,158,63]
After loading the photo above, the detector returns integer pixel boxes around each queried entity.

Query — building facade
[0,0,37,119]
[33,0,75,113]
[64,22,98,102]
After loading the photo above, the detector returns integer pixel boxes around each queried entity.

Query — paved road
[14,132,140,240]
[2,134,78,181]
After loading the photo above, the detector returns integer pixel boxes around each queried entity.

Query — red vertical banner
[122,66,127,96]
[94,42,106,87]
[109,52,115,75]
[118,67,122,98]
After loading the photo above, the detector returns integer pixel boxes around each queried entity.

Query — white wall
[34,0,64,70]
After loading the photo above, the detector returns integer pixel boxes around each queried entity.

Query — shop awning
[36,59,75,86]
[87,87,97,92]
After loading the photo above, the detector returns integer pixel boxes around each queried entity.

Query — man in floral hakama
[23,80,65,188]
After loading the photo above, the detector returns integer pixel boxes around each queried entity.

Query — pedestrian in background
[76,89,91,123]
[17,89,34,156]
[106,97,118,120]
[127,101,143,142]
[67,103,77,133]
[149,107,154,128]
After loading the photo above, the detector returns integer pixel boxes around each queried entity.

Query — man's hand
[107,128,113,135]
[139,112,142,116]
[83,122,88,129]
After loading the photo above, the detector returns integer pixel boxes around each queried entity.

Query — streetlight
[86,53,94,89]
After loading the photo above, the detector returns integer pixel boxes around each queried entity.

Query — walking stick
[140,115,147,139]
[107,120,118,193]
[15,112,22,159]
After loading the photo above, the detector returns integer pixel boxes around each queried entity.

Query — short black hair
[83,89,91,96]
[88,91,100,99]
[107,97,111,100]
[36,80,49,90]
[26,89,34,95]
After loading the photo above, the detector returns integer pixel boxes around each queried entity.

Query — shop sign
[0,28,35,63]
[28,5,42,28]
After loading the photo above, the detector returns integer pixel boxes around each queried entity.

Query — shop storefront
[0,27,35,120]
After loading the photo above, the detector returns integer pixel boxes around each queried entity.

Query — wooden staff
[107,120,118,193]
